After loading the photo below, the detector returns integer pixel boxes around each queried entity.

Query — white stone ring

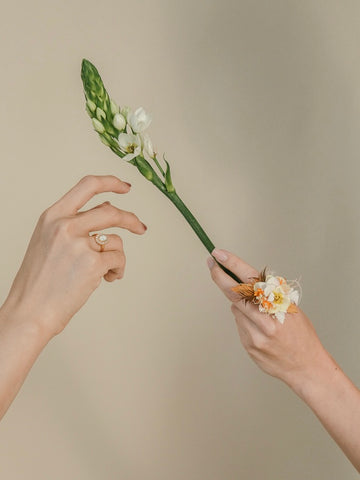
[91,233,109,252]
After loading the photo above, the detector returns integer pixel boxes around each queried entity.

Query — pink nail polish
[212,249,228,262]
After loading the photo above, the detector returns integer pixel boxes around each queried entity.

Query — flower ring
[231,268,301,324]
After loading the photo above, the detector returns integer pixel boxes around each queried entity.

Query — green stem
[160,189,242,284]
[152,155,165,178]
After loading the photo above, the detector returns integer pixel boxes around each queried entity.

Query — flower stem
[152,155,165,178]
[161,189,242,284]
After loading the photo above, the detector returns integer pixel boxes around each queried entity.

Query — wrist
[0,295,56,345]
[284,347,340,402]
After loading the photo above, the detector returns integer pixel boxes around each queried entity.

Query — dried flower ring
[231,268,301,324]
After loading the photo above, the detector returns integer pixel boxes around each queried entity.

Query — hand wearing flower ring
[207,248,360,472]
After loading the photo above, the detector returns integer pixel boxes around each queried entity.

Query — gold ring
[91,233,108,252]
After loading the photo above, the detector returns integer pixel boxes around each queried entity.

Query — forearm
[0,300,52,419]
[287,349,360,472]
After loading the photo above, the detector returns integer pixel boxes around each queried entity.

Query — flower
[141,132,154,159]
[253,274,299,323]
[120,105,131,120]
[117,132,142,161]
[128,107,152,133]
[231,270,301,324]
[113,113,126,131]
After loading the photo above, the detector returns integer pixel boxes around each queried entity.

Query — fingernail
[103,201,111,205]
[124,182,132,187]
[212,249,228,262]
[141,222,148,231]
[207,257,215,269]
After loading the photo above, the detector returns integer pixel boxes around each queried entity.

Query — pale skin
[207,248,360,473]
[0,174,147,419]
[0,177,359,473]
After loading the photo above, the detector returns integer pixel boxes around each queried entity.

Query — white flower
[113,113,126,131]
[118,132,141,161]
[120,105,131,120]
[127,107,152,133]
[253,274,299,323]
[140,132,154,159]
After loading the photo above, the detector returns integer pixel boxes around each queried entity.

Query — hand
[3,175,147,338]
[207,249,328,387]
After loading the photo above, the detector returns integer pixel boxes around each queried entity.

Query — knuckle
[264,320,277,338]
[80,175,100,190]
[51,218,72,238]
[128,211,139,224]
[39,207,55,226]
[252,334,269,352]
[246,268,259,282]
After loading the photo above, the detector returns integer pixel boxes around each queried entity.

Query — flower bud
[96,107,106,121]
[92,118,105,133]
[110,99,120,115]
[99,134,111,146]
[113,113,126,131]
[86,99,96,113]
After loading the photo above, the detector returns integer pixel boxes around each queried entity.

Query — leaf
[164,155,175,193]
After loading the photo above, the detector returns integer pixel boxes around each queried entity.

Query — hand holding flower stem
[81,59,241,283]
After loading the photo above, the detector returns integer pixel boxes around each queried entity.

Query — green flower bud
[81,59,111,115]
[99,134,111,146]
[86,99,96,113]
[110,99,119,115]
[96,107,106,121]
[92,117,105,134]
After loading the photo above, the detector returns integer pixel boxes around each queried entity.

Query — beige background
[0,0,359,478]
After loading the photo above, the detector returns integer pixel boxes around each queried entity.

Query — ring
[231,268,301,324]
[91,233,109,252]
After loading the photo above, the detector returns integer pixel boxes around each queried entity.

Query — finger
[76,203,147,235]
[231,304,261,349]
[212,248,259,283]
[51,175,132,215]
[231,300,279,337]
[99,250,126,281]
[207,257,241,302]
[208,256,277,333]
[88,233,123,252]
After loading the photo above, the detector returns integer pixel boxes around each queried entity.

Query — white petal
[113,113,126,131]
[289,290,300,305]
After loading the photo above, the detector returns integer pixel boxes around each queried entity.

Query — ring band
[91,233,109,252]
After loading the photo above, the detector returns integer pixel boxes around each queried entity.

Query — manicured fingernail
[207,257,215,269]
[124,182,132,187]
[212,249,228,262]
